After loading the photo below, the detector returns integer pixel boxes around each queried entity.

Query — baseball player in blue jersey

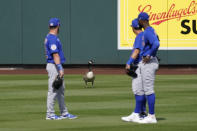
[44,18,77,120]
[137,12,160,124]
[121,18,147,123]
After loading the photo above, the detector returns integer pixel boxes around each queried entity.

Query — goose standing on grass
[83,60,95,88]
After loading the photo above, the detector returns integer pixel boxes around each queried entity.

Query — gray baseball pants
[132,57,159,95]
[132,64,144,95]
[46,63,68,117]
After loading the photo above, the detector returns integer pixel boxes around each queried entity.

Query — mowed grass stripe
[0,74,197,131]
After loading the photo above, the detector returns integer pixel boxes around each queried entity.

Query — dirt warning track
[0,67,197,75]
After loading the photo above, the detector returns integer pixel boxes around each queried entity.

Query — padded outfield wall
[0,0,196,65]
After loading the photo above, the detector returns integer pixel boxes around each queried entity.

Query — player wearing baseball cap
[121,18,147,123]
[44,18,77,120]
[137,12,160,124]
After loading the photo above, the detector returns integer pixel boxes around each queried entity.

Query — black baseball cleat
[139,112,148,118]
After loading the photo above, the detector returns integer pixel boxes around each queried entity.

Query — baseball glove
[52,75,63,89]
[125,64,138,78]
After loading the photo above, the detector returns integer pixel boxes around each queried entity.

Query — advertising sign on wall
[118,0,197,50]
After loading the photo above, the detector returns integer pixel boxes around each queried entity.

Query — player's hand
[125,64,130,70]
[59,70,64,78]
[143,56,151,63]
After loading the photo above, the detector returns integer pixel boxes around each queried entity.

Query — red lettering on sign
[138,1,197,25]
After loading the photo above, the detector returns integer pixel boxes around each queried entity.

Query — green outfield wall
[0,0,196,65]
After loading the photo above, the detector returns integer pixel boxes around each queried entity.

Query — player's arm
[145,41,159,57]
[144,33,160,57]
[143,33,160,63]
[126,34,142,69]
[53,53,64,77]
[126,49,140,69]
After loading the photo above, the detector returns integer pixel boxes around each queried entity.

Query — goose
[83,60,95,88]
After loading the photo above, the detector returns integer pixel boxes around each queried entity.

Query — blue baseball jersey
[131,32,144,64]
[44,34,66,64]
[142,27,160,57]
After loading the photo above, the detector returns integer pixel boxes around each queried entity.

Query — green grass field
[0,74,197,131]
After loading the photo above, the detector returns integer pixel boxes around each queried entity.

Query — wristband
[126,57,134,65]
[56,64,63,71]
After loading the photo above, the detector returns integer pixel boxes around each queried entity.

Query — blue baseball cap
[131,18,140,28]
[138,12,149,21]
[49,18,60,27]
